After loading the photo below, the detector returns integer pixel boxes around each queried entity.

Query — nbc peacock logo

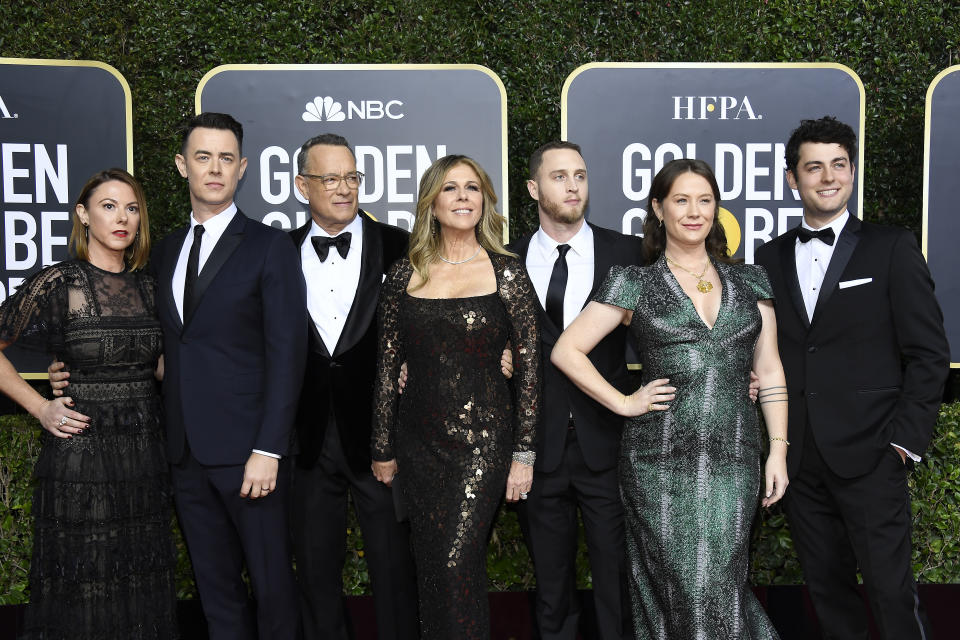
[302,96,345,122]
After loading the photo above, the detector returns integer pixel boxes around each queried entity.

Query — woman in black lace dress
[0,169,178,639]
[372,155,541,639]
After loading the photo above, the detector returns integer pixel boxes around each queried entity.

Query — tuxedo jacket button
[807,345,817,353]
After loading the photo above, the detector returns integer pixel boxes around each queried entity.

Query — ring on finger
[58,416,67,426]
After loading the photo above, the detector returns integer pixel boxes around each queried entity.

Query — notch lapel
[518,235,562,343]
[162,227,188,332]
[183,211,245,330]
[333,214,382,357]
[810,216,861,327]
[778,228,810,330]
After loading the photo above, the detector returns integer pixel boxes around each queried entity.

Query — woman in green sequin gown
[552,159,789,639]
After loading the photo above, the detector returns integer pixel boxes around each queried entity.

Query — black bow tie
[311,233,352,262]
[797,226,836,246]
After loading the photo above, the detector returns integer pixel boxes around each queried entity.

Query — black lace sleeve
[372,258,412,462]
[0,262,70,354]
[494,255,541,457]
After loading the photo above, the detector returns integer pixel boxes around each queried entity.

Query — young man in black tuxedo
[754,116,948,639]
[287,134,419,640]
[512,141,642,640]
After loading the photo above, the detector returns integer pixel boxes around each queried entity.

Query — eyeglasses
[300,171,364,191]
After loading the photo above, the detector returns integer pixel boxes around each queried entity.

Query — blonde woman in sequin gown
[552,159,789,639]
[372,155,541,639]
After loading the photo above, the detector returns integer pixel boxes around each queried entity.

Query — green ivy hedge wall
[2,0,959,602]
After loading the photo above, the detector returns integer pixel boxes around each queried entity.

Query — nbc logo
[302,96,345,122]
[301,95,404,122]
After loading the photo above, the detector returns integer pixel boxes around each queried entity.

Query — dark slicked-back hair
[642,158,731,265]
[785,116,857,174]
[528,140,583,178]
[180,112,244,154]
[297,133,354,174]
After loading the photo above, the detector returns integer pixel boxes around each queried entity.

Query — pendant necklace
[439,246,482,265]
[665,254,714,293]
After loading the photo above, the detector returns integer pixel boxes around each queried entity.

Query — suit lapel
[184,211,245,329]
[518,234,562,343]
[778,228,810,330]
[333,213,382,357]
[161,227,188,332]
[588,223,612,303]
[810,216,861,327]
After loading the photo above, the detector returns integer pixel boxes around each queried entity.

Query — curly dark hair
[784,116,857,175]
[641,158,732,265]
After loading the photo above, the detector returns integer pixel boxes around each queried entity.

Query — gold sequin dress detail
[596,257,779,640]
[0,261,178,640]
[373,254,540,639]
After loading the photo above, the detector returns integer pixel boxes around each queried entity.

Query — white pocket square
[382,273,387,282]
[839,278,873,289]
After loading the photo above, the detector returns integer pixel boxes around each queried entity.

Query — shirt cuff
[252,449,281,459]
[891,443,920,463]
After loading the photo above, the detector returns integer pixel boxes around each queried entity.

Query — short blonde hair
[70,168,151,270]
[408,155,513,289]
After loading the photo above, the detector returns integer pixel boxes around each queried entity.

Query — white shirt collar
[309,212,362,240]
[531,220,593,262]
[190,202,237,237]
[800,209,850,236]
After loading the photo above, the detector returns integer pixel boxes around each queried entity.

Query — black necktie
[311,233,352,262]
[183,224,205,321]
[545,244,570,329]
[797,226,836,246]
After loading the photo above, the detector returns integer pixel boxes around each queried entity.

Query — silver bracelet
[512,450,536,466]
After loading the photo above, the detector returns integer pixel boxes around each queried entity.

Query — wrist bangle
[769,437,790,446]
[512,450,536,466]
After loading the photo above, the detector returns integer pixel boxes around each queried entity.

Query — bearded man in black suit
[511,141,642,640]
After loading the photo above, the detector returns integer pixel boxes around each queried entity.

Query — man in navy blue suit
[153,112,307,640]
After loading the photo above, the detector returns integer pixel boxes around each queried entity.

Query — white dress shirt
[173,203,238,321]
[794,210,917,461]
[172,204,279,459]
[301,214,363,354]
[794,210,849,323]
[525,222,595,330]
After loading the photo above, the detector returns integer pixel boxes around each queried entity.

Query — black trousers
[290,419,419,640]
[785,423,932,640]
[518,428,632,640]
[171,449,299,640]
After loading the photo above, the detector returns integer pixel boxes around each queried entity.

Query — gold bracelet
[769,437,790,446]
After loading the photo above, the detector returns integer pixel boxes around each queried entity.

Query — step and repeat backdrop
[922,64,960,367]
[196,64,508,237]
[1,58,958,369]
[561,63,863,264]
[0,58,132,374]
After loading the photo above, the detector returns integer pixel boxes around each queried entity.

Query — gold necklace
[665,255,714,293]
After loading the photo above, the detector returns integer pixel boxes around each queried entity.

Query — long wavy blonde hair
[408,155,514,290]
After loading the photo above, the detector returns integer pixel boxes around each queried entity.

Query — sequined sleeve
[494,255,541,456]
[593,264,643,311]
[0,263,70,354]
[740,263,774,301]
[372,258,412,462]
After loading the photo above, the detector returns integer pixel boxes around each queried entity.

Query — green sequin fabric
[596,255,779,640]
